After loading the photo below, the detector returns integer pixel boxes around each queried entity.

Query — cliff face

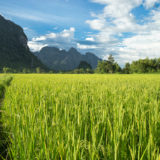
[34,46,101,71]
[0,15,47,71]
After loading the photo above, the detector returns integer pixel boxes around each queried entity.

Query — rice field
[1,74,160,159]
[0,75,13,159]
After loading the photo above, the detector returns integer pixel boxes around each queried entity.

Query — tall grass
[0,75,12,99]
[1,74,160,159]
[0,75,13,159]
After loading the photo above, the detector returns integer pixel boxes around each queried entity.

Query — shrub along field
[0,76,12,98]
[1,74,160,159]
[0,75,13,159]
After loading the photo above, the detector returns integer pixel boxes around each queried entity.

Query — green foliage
[0,75,13,159]
[124,58,160,73]
[97,56,160,74]
[78,61,92,70]
[0,76,13,98]
[108,54,115,63]
[72,68,93,74]
[36,67,41,73]
[123,63,131,74]
[3,67,10,73]
[72,61,94,74]
[1,74,160,159]
[2,67,16,73]
[96,55,121,73]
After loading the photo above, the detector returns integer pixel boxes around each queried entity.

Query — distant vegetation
[123,58,160,73]
[96,55,160,74]
[95,54,121,73]
[78,61,92,70]
[1,55,160,74]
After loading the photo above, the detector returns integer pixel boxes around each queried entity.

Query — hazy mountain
[0,15,47,71]
[34,47,101,71]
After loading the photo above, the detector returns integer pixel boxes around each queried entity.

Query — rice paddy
[1,74,160,159]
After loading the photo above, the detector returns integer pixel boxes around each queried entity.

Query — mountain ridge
[0,15,47,71]
[34,46,101,71]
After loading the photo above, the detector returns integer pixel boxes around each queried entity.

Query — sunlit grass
[1,74,160,159]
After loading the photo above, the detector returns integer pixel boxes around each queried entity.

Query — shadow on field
[0,77,13,160]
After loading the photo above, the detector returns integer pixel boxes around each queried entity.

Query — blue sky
[1,0,160,65]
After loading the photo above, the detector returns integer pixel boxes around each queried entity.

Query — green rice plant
[0,75,12,99]
[0,75,13,159]
[1,74,160,159]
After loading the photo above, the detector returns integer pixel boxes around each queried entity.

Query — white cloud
[32,33,57,41]
[86,19,106,30]
[28,41,48,52]
[32,36,46,41]
[28,27,76,52]
[86,0,160,64]
[144,0,160,9]
[85,37,95,41]
[26,0,160,64]
[119,30,160,61]
[77,43,98,49]
[60,27,75,38]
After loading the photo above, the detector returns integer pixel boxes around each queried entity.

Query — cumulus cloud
[77,43,98,49]
[28,41,48,52]
[32,33,57,41]
[85,0,160,65]
[116,30,160,65]
[28,27,100,53]
[144,0,160,8]
[28,27,76,52]
[27,0,160,65]
[85,37,95,41]
[86,19,106,30]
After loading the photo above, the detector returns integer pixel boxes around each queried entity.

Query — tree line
[97,55,160,74]
[1,55,160,74]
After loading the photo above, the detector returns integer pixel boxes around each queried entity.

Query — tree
[3,67,11,73]
[123,63,130,74]
[128,57,160,73]
[96,55,121,73]
[108,54,115,64]
[114,62,122,73]
[36,67,41,73]
[96,61,107,73]
[78,61,92,70]
[73,68,85,74]
[86,68,93,74]
[22,68,27,73]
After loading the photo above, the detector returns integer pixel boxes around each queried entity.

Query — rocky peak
[69,47,78,53]
[0,15,28,49]
[34,46,101,71]
[41,46,60,53]
[0,14,47,71]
